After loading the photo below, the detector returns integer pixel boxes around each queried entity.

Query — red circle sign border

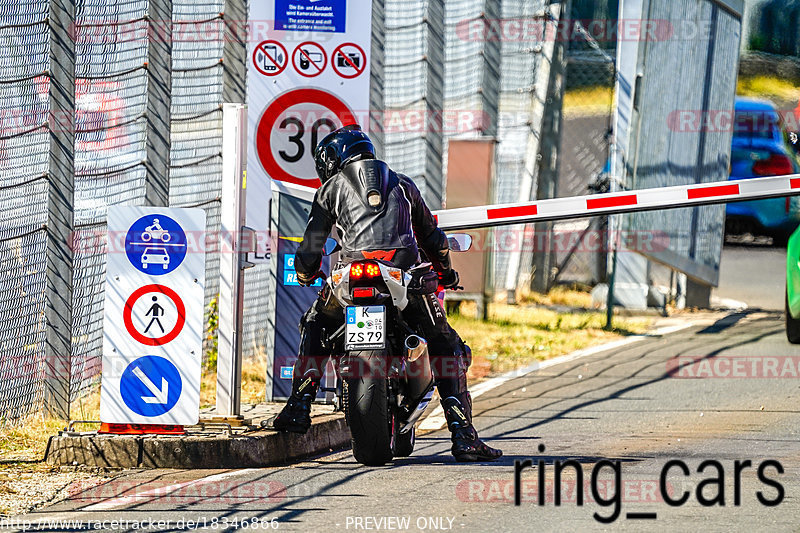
[292,41,328,78]
[256,88,357,188]
[253,40,288,77]
[123,284,186,346]
[331,42,367,79]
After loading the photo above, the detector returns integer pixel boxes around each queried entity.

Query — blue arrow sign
[120,356,182,417]
[125,214,188,275]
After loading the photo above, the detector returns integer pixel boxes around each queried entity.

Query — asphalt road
[22,311,800,532]
[715,244,786,311]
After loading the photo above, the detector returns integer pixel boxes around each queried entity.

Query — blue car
[726,97,800,245]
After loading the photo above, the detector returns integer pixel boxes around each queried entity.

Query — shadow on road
[471,313,784,441]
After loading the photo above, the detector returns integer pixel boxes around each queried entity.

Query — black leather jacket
[295,159,452,277]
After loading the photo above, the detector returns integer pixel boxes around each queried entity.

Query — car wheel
[142,263,148,269]
[785,289,800,344]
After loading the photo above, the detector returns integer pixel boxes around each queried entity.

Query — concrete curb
[44,414,351,469]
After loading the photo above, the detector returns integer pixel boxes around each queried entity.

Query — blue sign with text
[125,214,188,275]
[274,0,346,33]
[282,254,322,286]
[120,356,182,417]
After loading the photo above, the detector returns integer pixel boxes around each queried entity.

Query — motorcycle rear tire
[345,350,393,466]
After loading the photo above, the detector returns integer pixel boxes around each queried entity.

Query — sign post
[101,207,206,427]
[216,103,253,418]
[247,0,373,400]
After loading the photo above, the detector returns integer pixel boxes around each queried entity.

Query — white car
[141,247,169,270]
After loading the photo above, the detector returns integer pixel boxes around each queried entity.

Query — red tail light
[352,287,375,298]
[350,263,364,278]
[350,262,380,279]
[753,154,793,176]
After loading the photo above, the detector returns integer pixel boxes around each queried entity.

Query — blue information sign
[120,356,182,417]
[282,253,322,287]
[274,0,346,33]
[124,214,188,275]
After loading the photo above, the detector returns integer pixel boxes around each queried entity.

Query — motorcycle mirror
[323,238,341,256]
[446,233,473,252]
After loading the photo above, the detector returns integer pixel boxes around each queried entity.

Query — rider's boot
[272,371,320,434]
[441,393,503,462]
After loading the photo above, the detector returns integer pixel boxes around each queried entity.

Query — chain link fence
[1,0,228,422]
[168,0,223,361]
[70,0,150,408]
[0,0,58,421]
[551,3,616,287]
[1,0,630,421]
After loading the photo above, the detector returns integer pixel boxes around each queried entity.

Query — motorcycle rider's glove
[439,268,460,290]
[297,270,325,287]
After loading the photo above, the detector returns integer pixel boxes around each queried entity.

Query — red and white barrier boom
[433,174,800,231]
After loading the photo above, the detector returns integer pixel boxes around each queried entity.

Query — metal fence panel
[69,0,149,405]
[0,1,56,420]
[169,0,224,359]
[623,0,741,286]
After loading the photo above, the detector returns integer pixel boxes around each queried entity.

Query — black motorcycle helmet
[314,124,376,184]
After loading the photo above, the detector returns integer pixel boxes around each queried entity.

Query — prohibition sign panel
[292,41,327,78]
[253,40,288,77]
[256,88,357,188]
[123,284,186,346]
[331,42,367,79]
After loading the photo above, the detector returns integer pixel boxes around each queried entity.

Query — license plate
[345,306,386,350]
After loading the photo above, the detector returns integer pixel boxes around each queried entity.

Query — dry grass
[737,75,800,108]
[200,358,269,409]
[514,285,595,308]
[0,416,67,463]
[563,86,614,116]
[450,302,651,380]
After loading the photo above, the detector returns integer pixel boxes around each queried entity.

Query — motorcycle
[318,234,473,466]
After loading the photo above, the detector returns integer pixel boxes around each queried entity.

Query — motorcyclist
[272,125,501,462]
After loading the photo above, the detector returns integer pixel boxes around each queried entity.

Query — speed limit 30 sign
[255,88,357,188]
[247,0,373,242]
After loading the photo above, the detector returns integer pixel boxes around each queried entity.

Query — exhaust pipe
[405,335,428,362]
[401,335,434,432]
